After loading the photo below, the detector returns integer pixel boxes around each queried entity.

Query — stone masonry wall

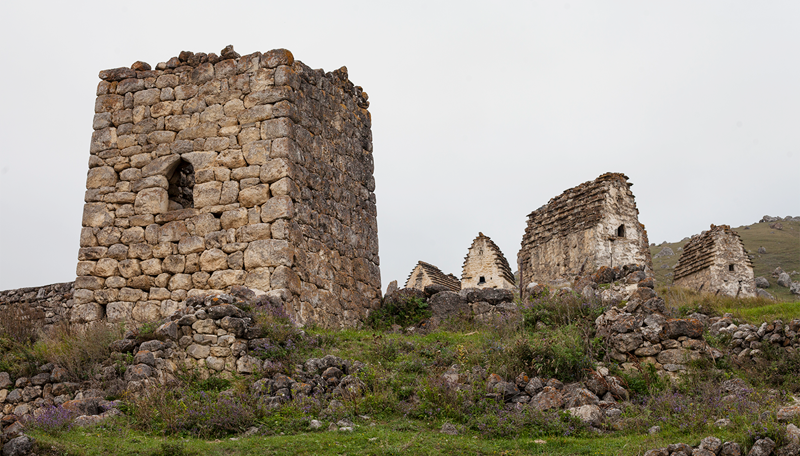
[0,282,74,330]
[519,173,651,300]
[461,233,515,290]
[75,46,379,329]
[674,225,755,298]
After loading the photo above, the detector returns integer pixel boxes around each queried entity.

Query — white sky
[1,1,798,291]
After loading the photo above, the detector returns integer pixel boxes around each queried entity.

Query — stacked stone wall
[74,46,379,329]
[0,282,74,331]
[519,173,652,300]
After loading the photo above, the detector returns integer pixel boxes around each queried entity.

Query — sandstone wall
[75,46,379,329]
[0,282,74,331]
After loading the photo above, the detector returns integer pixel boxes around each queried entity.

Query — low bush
[35,322,124,382]
[367,295,431,330]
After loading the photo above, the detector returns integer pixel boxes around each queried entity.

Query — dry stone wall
[518,173,652,301]
[0,282,74,330]
[76,46,379,329]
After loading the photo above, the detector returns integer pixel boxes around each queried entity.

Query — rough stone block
[244,239,293,268]
[261,196,294,222]
[134,188,169,215]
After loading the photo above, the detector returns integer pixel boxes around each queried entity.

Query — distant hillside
[650,219,800,301]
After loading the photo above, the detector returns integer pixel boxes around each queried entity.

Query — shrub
[367,296,431,330]
[35,322,123,382]
[0,303,45,345]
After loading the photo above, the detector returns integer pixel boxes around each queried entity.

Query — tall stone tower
[75,46,380,328]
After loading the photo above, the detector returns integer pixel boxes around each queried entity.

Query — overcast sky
[1,1,798,291]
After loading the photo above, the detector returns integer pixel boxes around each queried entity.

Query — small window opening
[729,264,735,272]
[478,276,486,285]
[616,225,625,237]
[167,160,195,210]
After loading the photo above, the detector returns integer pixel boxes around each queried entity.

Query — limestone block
[208,270,246,289]
[132,175,169,192]
[77,261,96,276]
[244,268,270,291]
[162,255,186,274]
[271,266,301,294]
[193,181,223,208]
[119,287,144,302]
[80,227,98,247]
[142,155,181,178]
[132,301,161,322]
[200,249,228,272]
[90,128,117,153]
[95,94,124,113]
[185,253,200,273]
[155,273,171,288]
[96,227,122,246]
[206,357,225,371]
[187,344,211,359]
[237,223,271,242]
[106,276,127,288]
[181,151,217,171]
[94,258,119,277]
[236,355,261,374]
[244,239,293,268]
[128,243,153,260]
[106,302,133,323]
[120,227,145,244]
[133,88,161,106]
[153,242,173,258]
[216,149,247,169]
[159,221,189,243]
[140,258,162,275]
[260,117,293,140]
[177,123,218,141]
[238,105,273,124]
[118,259,142,278]
[260,158,293,184]
[270,177,298,198]
[242,141,269,165]
[223,99,245,117]
[71,303,104,323]
[239,184,269,208]
[86,166,118,189]
[169,273,193,290]
[75,275,105,290]
[134,188,169,215]
[128,275,154,290]
[160,299,185,318]
[221,208,249,230]
[178,236,205,254]
[192,319,217,334]
[261,196,294,222]
[148,287,171,301]
[72,288,95,305]
[82,203,113,227]
[220,181,239,205]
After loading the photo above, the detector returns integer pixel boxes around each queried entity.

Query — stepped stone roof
[522,172,632,250]
[462,232,515,286]
[405,261,461,292]
[674,225,752,281]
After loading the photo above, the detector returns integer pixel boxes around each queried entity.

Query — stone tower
[461,233,515,290]
[405,261,461,292]
[518,173,652,299]
[75,46,380,328]
[673,224,756,298]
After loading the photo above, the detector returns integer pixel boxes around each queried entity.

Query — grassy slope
[650,220,800,302]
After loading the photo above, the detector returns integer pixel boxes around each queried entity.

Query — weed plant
[367,295,431,330]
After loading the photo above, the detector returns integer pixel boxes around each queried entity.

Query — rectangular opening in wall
[167,159,195,210]
[478,276,486,285]
[617,225,625,237]
[729,264,735,272]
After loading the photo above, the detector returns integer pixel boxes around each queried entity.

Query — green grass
[658,286,800,323]
[29,417,746,456]
[650,220,800,302]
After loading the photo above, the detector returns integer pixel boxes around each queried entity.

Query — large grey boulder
[428,291,469,319]
[754,277,770,288]
[778,272,792,287]
[791,282,800,296]
[3,435,32,456]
